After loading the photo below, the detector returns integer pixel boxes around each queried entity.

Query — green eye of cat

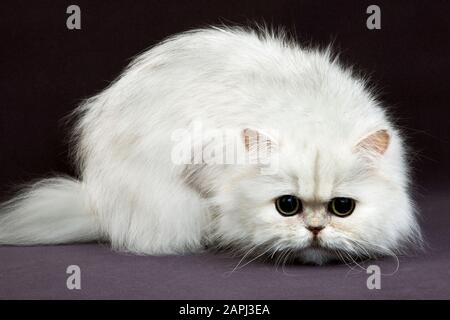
[275,195,302,216]
[328,197,355,217]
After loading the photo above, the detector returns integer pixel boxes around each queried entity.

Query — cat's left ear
[355,129,390,156]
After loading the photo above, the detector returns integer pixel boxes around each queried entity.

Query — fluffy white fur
[0,27,421,264]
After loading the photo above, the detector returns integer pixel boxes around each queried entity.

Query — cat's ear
[355,129,390,156]
[242,128,275,153]
[242,128,278,172]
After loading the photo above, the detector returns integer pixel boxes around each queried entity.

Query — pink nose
[307,226,324,235]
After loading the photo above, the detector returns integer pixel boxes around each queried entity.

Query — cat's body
[0,27,421,264]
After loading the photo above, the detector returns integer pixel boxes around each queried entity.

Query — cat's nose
[306,226,325,235]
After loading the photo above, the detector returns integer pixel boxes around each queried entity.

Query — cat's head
[211,126,421,265]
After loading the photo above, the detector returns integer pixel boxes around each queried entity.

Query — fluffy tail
[0,177,100,245]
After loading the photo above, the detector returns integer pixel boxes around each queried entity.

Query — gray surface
[0,189,449,300]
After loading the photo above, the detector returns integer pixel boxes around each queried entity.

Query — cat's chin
[294,246,340,265]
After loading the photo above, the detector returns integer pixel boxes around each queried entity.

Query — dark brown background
[1,0,449,198]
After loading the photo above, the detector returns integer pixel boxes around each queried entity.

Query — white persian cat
[0,27,421,264]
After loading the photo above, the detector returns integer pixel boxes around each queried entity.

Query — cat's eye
[275,195,302,216]
[328,197,355,217]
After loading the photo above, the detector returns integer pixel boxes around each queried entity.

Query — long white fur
[0,27,421,264]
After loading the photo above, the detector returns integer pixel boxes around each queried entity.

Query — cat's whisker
[280,249,296,276]
[339,250,363,274]
[281,248,293,269]
[329,237,373,274]
[269,243,283,260]
[348,238,401,275]
[334,249,355,271]
[227,245,258,274]
[343,250,367,273]
[346,238,375,262]
[273,249,285,269]
[336,250,362,276]
[228,244,275,274]
[362,241,400,276]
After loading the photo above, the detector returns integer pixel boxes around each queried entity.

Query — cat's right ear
[242,128,277,165]
[242,128,275,153]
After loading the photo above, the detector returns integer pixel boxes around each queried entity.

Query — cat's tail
[0,177,101,245]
